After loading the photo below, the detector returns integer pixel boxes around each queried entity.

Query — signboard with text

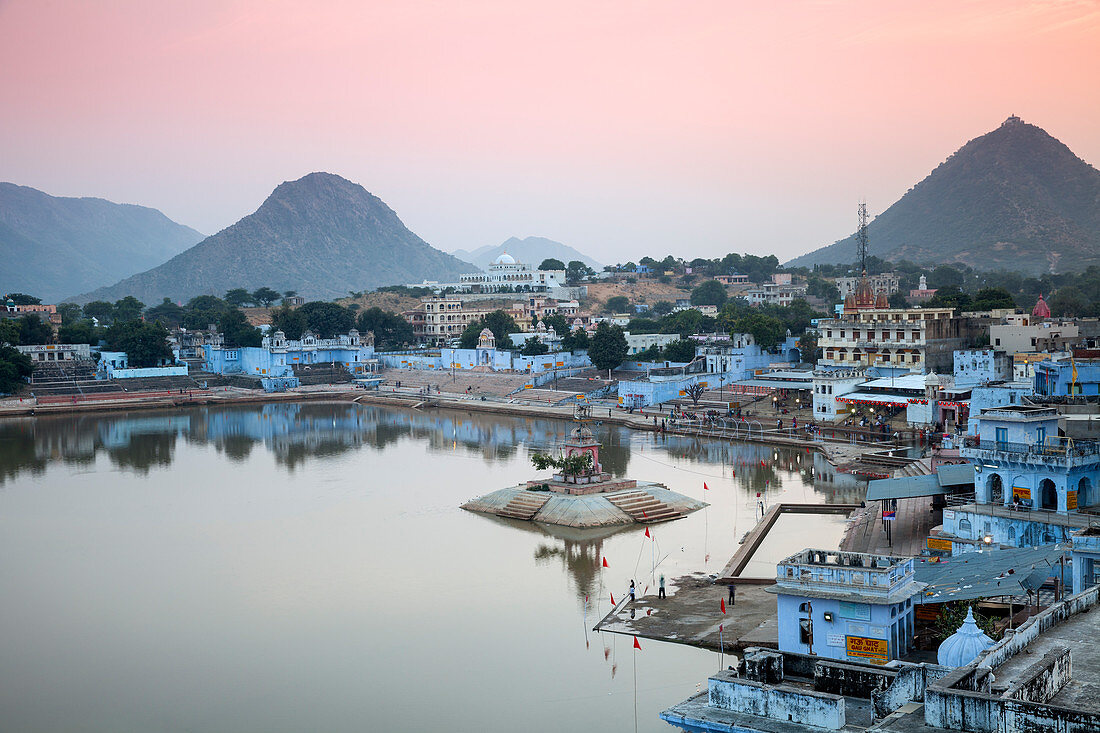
[846,635,888,664]
[1013,485,1031,501]
[1068,491,1078,510]
[927,537,953,553]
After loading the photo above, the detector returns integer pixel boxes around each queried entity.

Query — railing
[961,437,1100,458]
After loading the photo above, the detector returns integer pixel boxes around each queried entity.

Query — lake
[0,402,863,732]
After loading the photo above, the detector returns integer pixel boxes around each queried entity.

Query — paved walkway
[842,496,939,557]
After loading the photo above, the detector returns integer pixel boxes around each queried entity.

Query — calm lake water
[0,402,863,732]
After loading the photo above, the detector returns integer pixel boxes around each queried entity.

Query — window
[799,619,813,645]
[1036,427,1046,447]
[996,427,1008,448]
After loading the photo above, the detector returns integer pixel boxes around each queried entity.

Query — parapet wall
[708,672,845,730]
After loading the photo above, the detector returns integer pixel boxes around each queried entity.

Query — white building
[811,368,868,421]
[458,253,566,293]
[835,272,900,298]
[989,314,1079,354]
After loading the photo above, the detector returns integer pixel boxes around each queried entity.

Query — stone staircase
[606,490,684,523]
[497,491,551,520]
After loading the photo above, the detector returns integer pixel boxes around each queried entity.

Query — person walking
[728,583,736,605]
[658,574,666,599]
[629,580,636,603]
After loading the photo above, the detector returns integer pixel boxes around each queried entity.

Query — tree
[541,313,570,337]
[16,315,53,345]
[690,280,727,307]
[662,339,697,363]
[521,337,549,355]
[0,345,33,394]
[298,301,354,338]
[0,319,19,346]
[145,298,186,328]
[797,332,818,364]
[82,300,115,324]
[927,285,972,311]
[633,345,662,362]
[252,287,281,307]
[106,320,172,367]
[605,295,630,313]
[684,382,706,408]
[283,290,298,299]
[113,296,145,323]
[56,303,82,325]
[5,293,41,305]
[660,309,714,338]
[888,292,909,309]
[539,258,566,271]
[356,307,415,350]
[929,265,964,289]
[224,288,254,307]
[588,322,628,372]
[730,312,786,350]
[970,287,1016,312]
[270,305,308,340]
[566,260,593,284]
[530,451,593,484]
[806,276,840,303]
[1049,286,1088,317]
[181,295,228,330]
[218,308,262,348]
[625,318,660,334]
[652,300,674,316]
[58,319,102,346]
[562,327,589,352]
[459,310,521,349]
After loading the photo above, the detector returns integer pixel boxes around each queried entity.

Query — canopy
[837,392,911,407]
[936,464,975,487]
[866,474,946,501]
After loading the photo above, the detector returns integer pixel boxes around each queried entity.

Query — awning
[936,463,975,487]
[915,545,1067,603]
[867,474,947,501]
[735,377,813,390]
[837,392,911,407]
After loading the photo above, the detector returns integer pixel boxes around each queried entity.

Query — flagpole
[633,642,639,733]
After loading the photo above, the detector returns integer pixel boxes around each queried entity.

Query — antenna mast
[856,202,869,274]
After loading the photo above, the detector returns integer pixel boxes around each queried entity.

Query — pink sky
[2,0,1098,264]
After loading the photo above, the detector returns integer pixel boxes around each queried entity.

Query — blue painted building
[204,329,377,378]
[1070,528,1100,595]
[1034,358,1100,397]
[953,349,1012,388]
[767,549,923,665]
[939,405,1100,551]
[965,383,1035,435]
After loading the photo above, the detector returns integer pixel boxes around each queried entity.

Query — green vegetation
[356,307,415,350]
[520,337,549,356]
[459,310,521,349]
[218,309,262,348]
[604,295,630,313]
[661,339,697,363]
[538,258,566,271]
[561,327,589,352]
[0,345,34,394]
[588,323,628,372]
[105,320,172,368]
[530,451,593,483]
[690,279,728,307]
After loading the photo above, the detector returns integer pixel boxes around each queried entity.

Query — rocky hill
[786,117,1100,274]
[452,235,601,270]
[0,183,203,302]
[73,173,474,304]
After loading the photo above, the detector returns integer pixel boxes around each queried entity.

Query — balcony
[959,437,1100,467]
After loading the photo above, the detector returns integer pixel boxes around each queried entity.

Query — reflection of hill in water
[0,403,864,504]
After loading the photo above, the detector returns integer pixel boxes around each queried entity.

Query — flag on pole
[721,598,726,614]
[633,636,642,650]
[611,592,616,605]
[703,482,710,491]
[644,527,651,538]
[603,557,609,568]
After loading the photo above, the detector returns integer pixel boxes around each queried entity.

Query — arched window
[988,474,1004,504]
[1040,479,1058,510]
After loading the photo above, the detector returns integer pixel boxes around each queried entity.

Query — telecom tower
[856,201,869,273]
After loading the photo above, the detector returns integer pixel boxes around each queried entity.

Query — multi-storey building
[817,307,973,372]
[745,281,807,306]
[835,272,899,299]
[457,253,565,293]
[406,297,501,345]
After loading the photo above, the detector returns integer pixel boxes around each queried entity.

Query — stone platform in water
[461,481,706,529]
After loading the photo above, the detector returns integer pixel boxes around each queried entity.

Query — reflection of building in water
[530,523,631,600]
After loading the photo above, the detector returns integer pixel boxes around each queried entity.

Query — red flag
[731,470,735,476]
[644,527,651,538]
[721,598,726,614]
[602,557,609,568]
[641,510,648,518]
[633,636,642,650]
[611,592,616,605]
[719,623,723,632]
[703,482,710,491]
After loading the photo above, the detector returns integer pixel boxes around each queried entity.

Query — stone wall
[707,673,845,730]
[872,662,951,719]
[813,660,896,698]
[1003,647,1071,704]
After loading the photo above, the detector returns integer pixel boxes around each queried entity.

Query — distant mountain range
[72,173,474,304]
[786,117,1100,275]
[452,236,601,271]
[0,183,203,303]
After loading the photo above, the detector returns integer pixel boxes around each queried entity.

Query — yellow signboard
[846,636,888,664]
[1012,485,1031,501]
[927,538,953,552]
[1068,491,1078,510]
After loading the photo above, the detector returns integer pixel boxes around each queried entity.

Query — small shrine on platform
[462,404,705,528]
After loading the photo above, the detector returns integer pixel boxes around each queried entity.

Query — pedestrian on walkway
[728,584,736,605]
[658,574,666,599]
[629,579,636,603]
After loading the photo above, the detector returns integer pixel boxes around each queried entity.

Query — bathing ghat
[461,404,706,528]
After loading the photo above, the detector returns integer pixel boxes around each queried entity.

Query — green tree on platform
[662,339,697,363]
[520,337,549,356]
[588,323,628,373]
[459,310,521,349]
[356,307,414,350]
[218,308,262,348]
[106,320,171,368]
[270,305,308,340]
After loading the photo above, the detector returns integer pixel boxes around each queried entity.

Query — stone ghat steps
[496,491,551,520]
[606,491,684,523]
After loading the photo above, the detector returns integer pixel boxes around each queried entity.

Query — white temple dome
[494,252,516,265]
[937,607,994,667]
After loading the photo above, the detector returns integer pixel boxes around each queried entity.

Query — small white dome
[937,607,993,667]
[494,252,516,265]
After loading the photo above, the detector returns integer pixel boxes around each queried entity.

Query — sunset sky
[2,0,1098,264]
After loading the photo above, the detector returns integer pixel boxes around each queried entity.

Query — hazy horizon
[2,0,1098,265]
